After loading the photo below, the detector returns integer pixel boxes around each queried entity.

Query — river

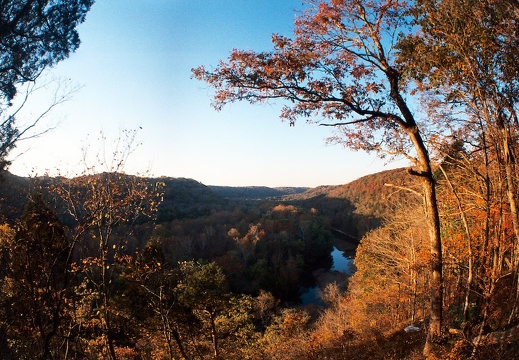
[300,246,355,305]
[330,246,355,274]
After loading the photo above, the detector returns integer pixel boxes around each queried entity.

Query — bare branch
[384,182,423,199]
[319,117,374,126]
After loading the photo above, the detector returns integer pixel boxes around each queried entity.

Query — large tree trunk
[422,172,443,354]
[171,327,189,360]
[405,128,443,357]
[204,310,219,359]
[162,313,189,360]
[497,124,519,323]
[388,65,443,355]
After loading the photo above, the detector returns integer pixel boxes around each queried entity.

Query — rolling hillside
[0,168,415,239]
[283,168,419,237]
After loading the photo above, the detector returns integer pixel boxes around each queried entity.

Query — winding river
[300,246,355,305]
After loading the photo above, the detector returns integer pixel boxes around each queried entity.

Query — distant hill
[285,168,417,216]
[155,177,228,222]
[0,168,418,238]
[209,185,308,201]
[0,172,228,224]
[0,172,32,223]
[324,167,419,219]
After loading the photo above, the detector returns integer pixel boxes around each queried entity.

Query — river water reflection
[300,246,354,305]
[330,246,355,275]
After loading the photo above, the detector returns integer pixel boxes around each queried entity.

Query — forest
[0,169,383,359]
[2,0,519,359]
[0,163,517,359]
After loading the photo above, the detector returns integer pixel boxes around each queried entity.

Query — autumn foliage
[2,0,519,359]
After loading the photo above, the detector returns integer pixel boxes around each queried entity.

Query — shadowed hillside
[0,169,413,242]
[283,168,419,238]
[156,177,228,222]
[0,172,228,225]
[0,172,31,223]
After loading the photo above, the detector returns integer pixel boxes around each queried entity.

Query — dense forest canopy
[0,169,378,359]
[1,0,519,359]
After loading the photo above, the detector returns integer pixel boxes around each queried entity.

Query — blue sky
[8,0,407,187]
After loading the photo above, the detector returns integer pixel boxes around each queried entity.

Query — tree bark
[386,64,443,355]
[405,128,443,356]
[496,124,519,324]
[209,312,218,359]
[422,172,443,354]
[501,127,519,273]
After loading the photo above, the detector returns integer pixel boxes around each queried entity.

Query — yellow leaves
[272,204,299,213]
[0,223,15,246]
[280,309,310,337]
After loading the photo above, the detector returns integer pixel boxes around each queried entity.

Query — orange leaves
[272,34,291,50]
[348,202,430,333]
[313,2,342,31]
[0,223,15,246]
[272,204,299,213]
[281,309,311,337]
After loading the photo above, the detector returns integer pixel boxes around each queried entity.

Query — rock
[404,325,421,333]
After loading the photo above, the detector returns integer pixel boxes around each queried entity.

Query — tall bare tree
[53,129,163,359]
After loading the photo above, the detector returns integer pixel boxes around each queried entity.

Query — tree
[432,137,519,354]
[397,0,519,339]
[0,0,94,168]
[1,192,72,358]
[1,77,81,173]
[193,0,443,353]
[255,307,312,360]
[52,129,164,359]
[121,241,195,360]
[351,202,430,330]
[0,0,93,107]
[178,261,229,359]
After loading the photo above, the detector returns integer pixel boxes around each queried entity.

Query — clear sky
[8,0,407,187]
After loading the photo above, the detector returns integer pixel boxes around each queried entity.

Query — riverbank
[300,234,358,305]
[332,236,357,257]
[312,267,349,290]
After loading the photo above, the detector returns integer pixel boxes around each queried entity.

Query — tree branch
[319,117,374,126]
[384,183,423,199]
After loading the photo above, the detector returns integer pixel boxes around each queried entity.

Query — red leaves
[193,0,420,161]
